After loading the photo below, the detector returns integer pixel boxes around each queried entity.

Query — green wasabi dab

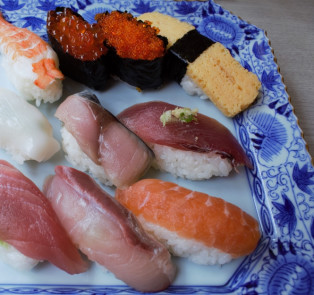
[0,241,9,248]
[160,107,198,126]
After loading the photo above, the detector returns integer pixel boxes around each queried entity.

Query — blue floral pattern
[0,0,313,294]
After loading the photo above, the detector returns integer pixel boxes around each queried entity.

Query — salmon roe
[96,11,165,60]
[47,8,108,61]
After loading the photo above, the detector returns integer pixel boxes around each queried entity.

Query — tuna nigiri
[118,101,252,180]
[0,160,88,274]
[0,13,63,105]
[116,179,261,265]
[43,165,176,292]
[0,87,60,164]
[55,92,154,188]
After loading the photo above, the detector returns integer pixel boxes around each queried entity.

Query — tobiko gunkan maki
[47,7,110,89]
[96,11,168,90]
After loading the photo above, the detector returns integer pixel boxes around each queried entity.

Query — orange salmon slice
[116,179,261,258]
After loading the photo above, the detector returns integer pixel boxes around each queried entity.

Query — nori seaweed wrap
[96,11,168,90]
[47,7,110,90]
[164,29,215,83]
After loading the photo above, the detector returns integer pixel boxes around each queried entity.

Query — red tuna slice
[43,165,176,292]
[55,92,154,187]
[117,101,252,169]
[0,160,88,274]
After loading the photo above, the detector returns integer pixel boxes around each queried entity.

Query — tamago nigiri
[0,13,64,105]
[116,179,261,265]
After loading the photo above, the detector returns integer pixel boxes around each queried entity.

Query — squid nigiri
[0,87,60,164]
[118,101,252,180]
[43,165,176,292]
[55,91,154,188]
[0,13,63,105]
[0,160,88,274]
[116,179,261,265]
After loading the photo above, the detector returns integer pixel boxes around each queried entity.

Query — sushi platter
[0,0,313,294]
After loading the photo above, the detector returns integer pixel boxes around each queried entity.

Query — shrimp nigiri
[116,179,261,265]
[0,13,64,105]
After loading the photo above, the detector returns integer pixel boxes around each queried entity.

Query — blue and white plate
[0,0,313,294]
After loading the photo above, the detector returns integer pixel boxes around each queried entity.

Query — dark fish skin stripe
[78,91,101,105]
[170,29,215,63]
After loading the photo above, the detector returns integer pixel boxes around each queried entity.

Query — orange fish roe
[96,11,165,60]
[47,8,108,61]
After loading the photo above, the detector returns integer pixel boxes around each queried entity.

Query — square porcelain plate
[0,0,313,294]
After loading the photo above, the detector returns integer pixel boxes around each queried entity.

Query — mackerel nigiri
[118,101,252,180]
[0,160,88,274]
[55,92,154,188]
[0,13,63,105]
[43,165,176,292]
[0,88,60,164]
[116,179,261,265]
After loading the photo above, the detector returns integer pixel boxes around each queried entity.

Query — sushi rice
[0,241,39,271]
[137,216,232,265]
[60,127,112,186]
[180,75,208,100]
[150,143,233,180]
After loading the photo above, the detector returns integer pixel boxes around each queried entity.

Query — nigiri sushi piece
[55,91,154,188]
[118,101,252,180]
[43,165,176,292]
[0,87,60,164]
[95,11,167,90]
[0,160,88,274]
[138,12,261,117]
[0,13,63,105]
[116,179,261,265]
[47,7,110,90]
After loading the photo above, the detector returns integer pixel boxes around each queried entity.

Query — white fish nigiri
[0,87,60,163]
[0,13,64,105]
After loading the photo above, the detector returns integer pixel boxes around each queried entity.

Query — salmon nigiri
[116,179,261,265]
[0,160,88,274]
[43,165,176,292]
[0,13,64,105]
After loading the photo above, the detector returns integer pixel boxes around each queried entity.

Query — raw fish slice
[0,160,88,274]
[55,92,154,188]
[0,87,60,164]
[118,101,252,179]
[116,179,261,265]
[44,165,176,292]
[0,13,63,105]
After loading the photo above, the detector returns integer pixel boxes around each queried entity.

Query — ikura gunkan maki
[96,11,168,90]
[47,7,110,89]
